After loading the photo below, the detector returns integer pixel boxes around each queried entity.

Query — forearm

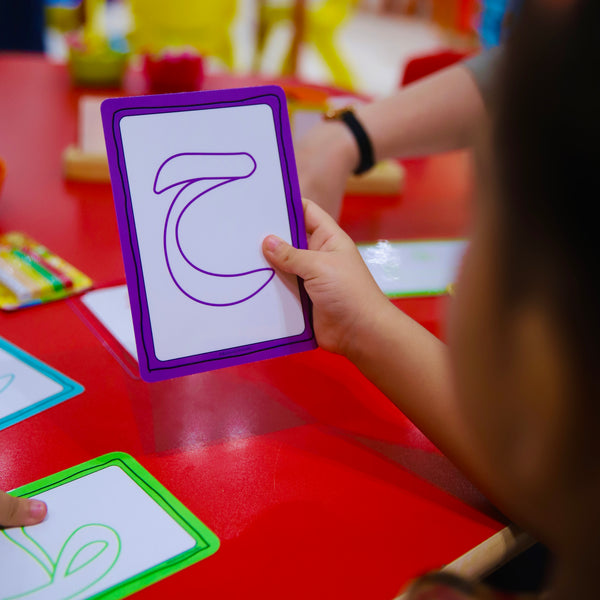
[346,301,491,492]
[296,60,491,217]
[355,63,487,162]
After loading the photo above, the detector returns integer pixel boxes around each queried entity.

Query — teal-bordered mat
[0,336,84,431]
[3,452,220,599]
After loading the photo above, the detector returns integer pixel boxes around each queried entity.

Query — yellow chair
[254,0,358,90]
[128,0,237,70]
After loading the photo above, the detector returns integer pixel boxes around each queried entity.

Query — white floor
[233,1,446,97]
[46,0,446,98]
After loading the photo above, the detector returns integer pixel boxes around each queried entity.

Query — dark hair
[494,0,600,472]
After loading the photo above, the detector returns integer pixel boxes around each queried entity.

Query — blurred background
[2,0,485,97]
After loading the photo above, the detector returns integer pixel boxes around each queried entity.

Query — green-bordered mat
[1,452,219,599]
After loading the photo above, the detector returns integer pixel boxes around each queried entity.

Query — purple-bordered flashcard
[101,86,315,382]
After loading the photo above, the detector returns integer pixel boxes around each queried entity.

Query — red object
[0,54,502,599]
[0,156,6,197]
[401,49,474,87]
[458,0,480,34]
[143,52,204,93]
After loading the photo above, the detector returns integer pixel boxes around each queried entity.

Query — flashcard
[79,96,108,156]
[0,337,84,431]
[358,239,468,298]
[102,86,315,382]
[81,286,138,361]
[1,452,219,600]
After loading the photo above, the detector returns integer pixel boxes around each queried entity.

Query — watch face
[323,107,354,121]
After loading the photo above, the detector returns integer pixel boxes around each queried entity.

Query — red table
[0,54,503,599]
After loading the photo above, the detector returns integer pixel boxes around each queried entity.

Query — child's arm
[0,490,47,527]
[263,200,486,494]
[296,63,487,218]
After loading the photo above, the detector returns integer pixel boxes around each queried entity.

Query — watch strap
[324,108,375,175]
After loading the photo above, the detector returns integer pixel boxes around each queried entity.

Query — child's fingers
[302,198,340,237]
[302,198,345,250]
[262,235,315,280]
[0,491,47,527]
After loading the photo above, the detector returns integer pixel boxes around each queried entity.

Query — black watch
[323,107,375,175]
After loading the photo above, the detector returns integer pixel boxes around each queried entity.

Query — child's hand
[262,198,390,357]
[0,490,46,527]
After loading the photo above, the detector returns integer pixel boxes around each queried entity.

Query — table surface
[0,54,502,600]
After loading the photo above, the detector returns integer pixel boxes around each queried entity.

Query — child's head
[451,0,600,563]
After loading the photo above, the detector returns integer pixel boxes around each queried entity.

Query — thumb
[0,491,47,527]
[262,235,314,280]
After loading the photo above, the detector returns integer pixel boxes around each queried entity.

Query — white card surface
[1,453,219,600]
[358,239,468,297]
[119,104,305,360]
[0,348,64,420]
[1,467,195,599]
[0,338,84,431]
[79,96,108,155]
[81,286,137,360]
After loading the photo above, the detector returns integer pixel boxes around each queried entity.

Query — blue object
[478,0,524,49]
[45,0,80,6]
